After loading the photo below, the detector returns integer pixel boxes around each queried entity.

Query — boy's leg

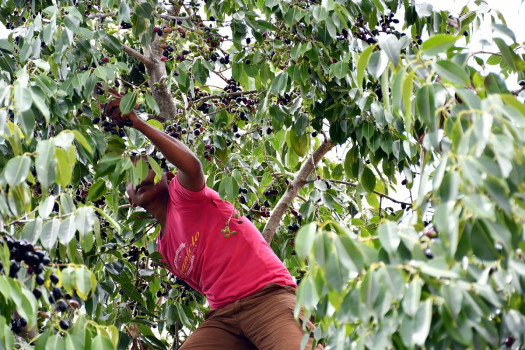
[238,283,323,350]
[179,306,257,350]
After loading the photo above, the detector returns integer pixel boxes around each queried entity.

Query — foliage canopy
[0,0,525,349]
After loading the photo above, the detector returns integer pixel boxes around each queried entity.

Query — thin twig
[86,12,117,20]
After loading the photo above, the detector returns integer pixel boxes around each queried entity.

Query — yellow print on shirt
[174,232,199,277]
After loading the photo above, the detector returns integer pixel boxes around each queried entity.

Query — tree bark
[142,33,178,122]
[262,138,335,244]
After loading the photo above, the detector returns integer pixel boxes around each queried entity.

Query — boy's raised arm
[105,99,205,192]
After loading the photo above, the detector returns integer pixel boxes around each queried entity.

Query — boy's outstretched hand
[103,98,140,128]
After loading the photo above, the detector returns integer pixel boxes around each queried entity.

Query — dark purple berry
[59,320,69,330]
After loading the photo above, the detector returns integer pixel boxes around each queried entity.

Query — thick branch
[142,33,177,121]
[262,139,335,243]
[122,45,152,65]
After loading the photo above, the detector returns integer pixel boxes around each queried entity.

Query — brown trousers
[179,283,323,350]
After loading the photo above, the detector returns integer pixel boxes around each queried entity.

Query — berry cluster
[0,235,51,279]
[93,101,133,136]
[122,245,148,263]
[120,21,132,29]
[1,234,75,333]
[11,318,27,334]
[203,144,216,161]
[238,187,249,205]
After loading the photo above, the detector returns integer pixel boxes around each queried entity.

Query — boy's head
[126,153,174,210]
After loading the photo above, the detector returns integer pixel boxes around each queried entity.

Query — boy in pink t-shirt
[104,100,323,349]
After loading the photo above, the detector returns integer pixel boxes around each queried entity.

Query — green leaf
[192,58,210,85]
[40,218,60,250]
[379,35,402,66]
[284,6,305,26]
[87,179,107,202]
[18,218,43,244]
[270,72,288,96]
[438,171,459,202]
[72,130,93,154]
[45,334,66,350]
[357,45,375,91]
[75,207,95,237]
[58,216,76,245]
[14,82,32,113]
[55,146,75,187]
[218,177,238,202]
[402,278,422,317]
[462,195,495,220]
[421,34,460,56]
[434,202,459,258]
[289,129,308,158]
[360,166,376,193]
[75,267,96,300]
[30,86,50,122]
[378,221,400,254]
[147,156,163,184]
[4,155,31,187]
[145,93,160,114]
[91,334,114,350]
[296,222,317,258]
[403,299,433,346]
[325,246,348,291]
[368,51,388,80]
[416,84,437,131]
[119,91,137,115]
[94,207,121,234]
[134,2,154,18]
[329,61,348,79]
[434,60,469,85]
[38,195,55,219]
[492,23,516,42]
[494,38,522,72]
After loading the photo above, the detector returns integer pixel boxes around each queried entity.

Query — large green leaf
[379,35,402,66]
[289,128,308,157]
[421,34,460,56]
[378,221,400,254]
[494,38,523,72]
[296,223,317,259]
[75,207,95,237]
[35,139,56,190]
[3,155,31,187]
[434,60,469,85]
[357,45,375,91]
[119,91,138,115]
[416,84,437,131]
[40,218,60,250]
[360,166,376,193]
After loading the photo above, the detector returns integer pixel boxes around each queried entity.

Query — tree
[1,0,525,348]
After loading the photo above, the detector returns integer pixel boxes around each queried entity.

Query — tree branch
[122,45,152,65]
[86,12,117,20]
[262,139,335,243]
[191,89,259,106]
[305,179,412,206]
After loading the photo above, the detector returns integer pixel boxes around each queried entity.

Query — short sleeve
[169,174,208,204]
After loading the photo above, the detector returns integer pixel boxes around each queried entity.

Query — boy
[104,99,322,349]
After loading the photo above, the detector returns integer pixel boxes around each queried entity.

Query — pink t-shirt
[157,176,296,310]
